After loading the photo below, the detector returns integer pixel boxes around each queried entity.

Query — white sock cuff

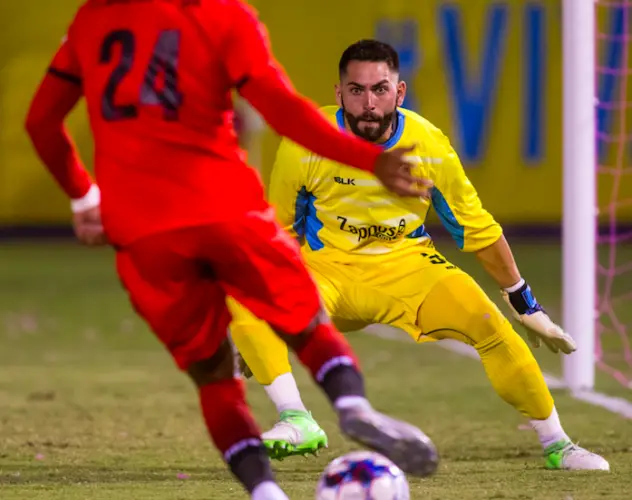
[315,355,355,383]
[530,406,569,449]
[264,372,307,414]
[251,481,289,500]
[334,395,371,411]
[223,438,261,463]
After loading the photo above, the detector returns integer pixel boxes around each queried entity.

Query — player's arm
[268,138,307,237]
[25,32,105,246]
[220,1,429,197]
[475,235,520,287]
[491,243,576,355]
[432,134,575,354]
[222,2,377,171]
[471,206,577,355]
[429,134,502,254]
[480,242,577,355]
[25,36,95,204]
[429,146,526,295]
[428,135,521,285]
[427,143,519,295]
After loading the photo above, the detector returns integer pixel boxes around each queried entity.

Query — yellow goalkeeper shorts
[303,248,467,341]
[228,247,469,384]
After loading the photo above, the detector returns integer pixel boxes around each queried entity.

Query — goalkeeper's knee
[418,273,553,419]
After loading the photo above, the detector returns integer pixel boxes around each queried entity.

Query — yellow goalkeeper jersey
[269,105,502,263]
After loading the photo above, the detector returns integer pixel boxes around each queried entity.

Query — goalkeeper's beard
[341,101,396,143]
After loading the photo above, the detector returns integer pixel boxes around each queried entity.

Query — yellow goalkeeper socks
[476,321,554,420]
[418,273,555,424]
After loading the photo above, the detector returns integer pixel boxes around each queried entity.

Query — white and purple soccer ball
[315,451,410,500]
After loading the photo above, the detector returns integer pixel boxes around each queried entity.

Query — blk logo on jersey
[337,216,406,242]
[334,177,356,186]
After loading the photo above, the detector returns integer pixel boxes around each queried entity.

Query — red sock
[199,378,261,458]
[295,322,359,382]
[199,378,276,493]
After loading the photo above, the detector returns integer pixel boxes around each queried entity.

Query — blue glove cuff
[508,282,544,316]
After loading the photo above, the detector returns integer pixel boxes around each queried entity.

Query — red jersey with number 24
[48,0,310,245]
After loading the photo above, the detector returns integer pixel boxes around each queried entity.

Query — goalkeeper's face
[337,61,406,143]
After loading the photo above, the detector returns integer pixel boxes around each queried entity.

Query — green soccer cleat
[262,410,328,460]
[544,440,610,471]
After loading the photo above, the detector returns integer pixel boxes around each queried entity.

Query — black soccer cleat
[338,407,439,478]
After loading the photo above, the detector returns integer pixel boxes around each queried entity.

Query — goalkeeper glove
[501,279,577,355]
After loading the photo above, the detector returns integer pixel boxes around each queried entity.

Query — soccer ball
[315,451,410,500]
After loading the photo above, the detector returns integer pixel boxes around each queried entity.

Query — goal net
[565,0,632,394]
[595,0,632,390]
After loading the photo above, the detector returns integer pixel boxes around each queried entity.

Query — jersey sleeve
[220,2,381,173]
[430,133,502,252]
[268,138,308,239]
[48,32,82,85]
[26,14,92,201]
[222,1,275,88]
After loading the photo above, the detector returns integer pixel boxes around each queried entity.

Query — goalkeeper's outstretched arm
[474,235,521,288]
[429,130,577,356]
[475,236,577,355]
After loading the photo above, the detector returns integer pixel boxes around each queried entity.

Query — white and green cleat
[262,410,328,460]
[544,440,610,471]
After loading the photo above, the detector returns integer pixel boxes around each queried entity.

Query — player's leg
[115,233,289,499]
[209,207,438,477]
[227,298,327,459]
[231,264,369,461]
[418,272,608,471]
[228,298,294,388]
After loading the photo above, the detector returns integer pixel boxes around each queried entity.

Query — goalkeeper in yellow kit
[229,40,609,471]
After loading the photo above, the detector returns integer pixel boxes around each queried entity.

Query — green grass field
[1,240,632,499]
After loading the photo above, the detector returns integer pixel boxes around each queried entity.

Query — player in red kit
[25,1,438,497]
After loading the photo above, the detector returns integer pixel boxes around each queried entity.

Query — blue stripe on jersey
[406,225,430,239]
[430,187,465,249]
[335,108,405,149]
[293,187,324,251]
[336,108,346,129]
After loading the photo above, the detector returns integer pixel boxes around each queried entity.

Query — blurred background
[3,0,631,233]
[1,2,632,499]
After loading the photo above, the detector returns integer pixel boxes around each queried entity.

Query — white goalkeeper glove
[501,279,577,355]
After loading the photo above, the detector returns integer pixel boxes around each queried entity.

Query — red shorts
[115,206,321,370]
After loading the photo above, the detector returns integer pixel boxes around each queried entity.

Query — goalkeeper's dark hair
[338,40,400,77]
